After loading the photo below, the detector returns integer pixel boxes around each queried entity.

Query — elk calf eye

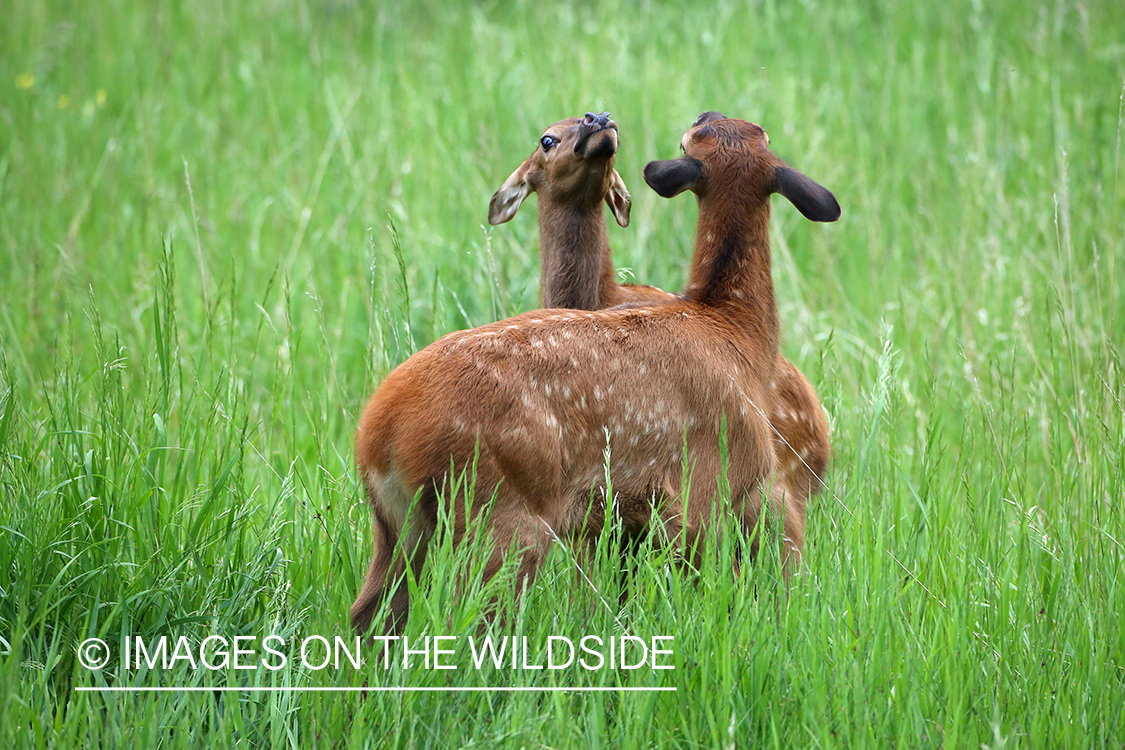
[541,135,556,151]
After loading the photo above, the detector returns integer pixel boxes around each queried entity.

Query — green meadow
[2,0,1124,746]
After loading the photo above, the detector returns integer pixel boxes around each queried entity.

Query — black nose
[584,112,610,127]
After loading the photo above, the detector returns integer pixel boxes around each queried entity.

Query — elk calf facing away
[488,111,670,310]
[351,112,839,637]
[491,112,832,509]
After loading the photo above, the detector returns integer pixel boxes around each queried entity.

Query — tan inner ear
[605,168,631,228]
[488,158,535,225]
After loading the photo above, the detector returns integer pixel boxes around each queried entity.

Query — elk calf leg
[351,512,430,638]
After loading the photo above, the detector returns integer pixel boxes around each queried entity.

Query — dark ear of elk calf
[350,112,839,638]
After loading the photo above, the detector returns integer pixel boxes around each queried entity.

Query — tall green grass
[2,0,1123,746]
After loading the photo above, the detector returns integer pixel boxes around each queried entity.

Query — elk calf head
[489,112,631,227]
[644,111,840,223]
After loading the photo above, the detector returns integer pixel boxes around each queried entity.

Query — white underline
[77,686,675,693]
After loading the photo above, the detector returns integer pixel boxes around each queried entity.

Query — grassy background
[2,0,1124,746]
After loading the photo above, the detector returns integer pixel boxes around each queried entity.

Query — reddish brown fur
[351,114,838,636]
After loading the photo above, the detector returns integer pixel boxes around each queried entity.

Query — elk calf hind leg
[351,510,397,636]
[351,511,431,637]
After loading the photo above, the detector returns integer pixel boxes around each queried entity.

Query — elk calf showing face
[351,112,839,637]
[489,112,670,310]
